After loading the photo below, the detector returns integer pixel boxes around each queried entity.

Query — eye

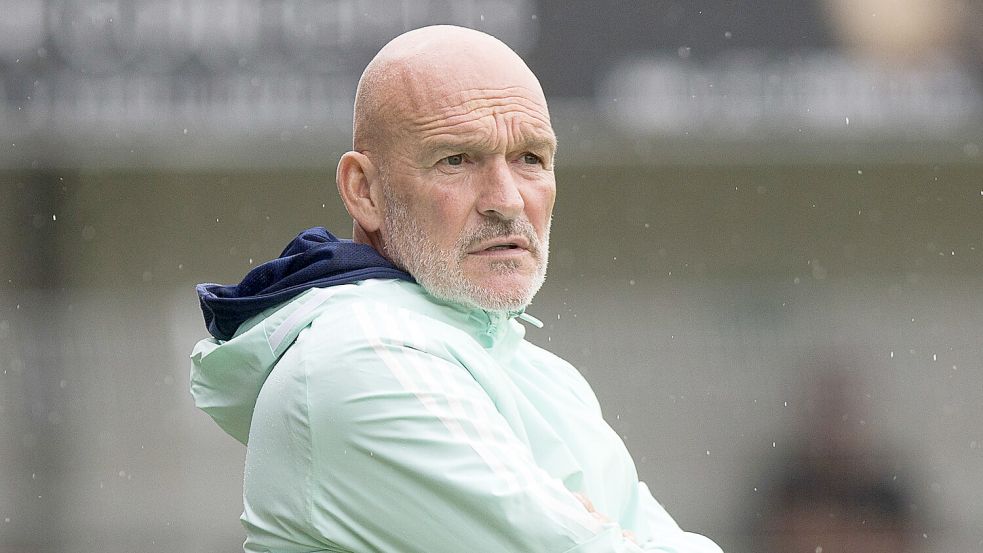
[521,153,542,165]
[442,154,465,166]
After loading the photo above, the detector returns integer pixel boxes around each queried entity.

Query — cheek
[525,181,556,230]
[422,188,475,239]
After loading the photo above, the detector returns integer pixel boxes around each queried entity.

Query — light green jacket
[191,279,722,553]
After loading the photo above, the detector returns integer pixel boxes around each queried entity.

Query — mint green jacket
[191,279,722,553]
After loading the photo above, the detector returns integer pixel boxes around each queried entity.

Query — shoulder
[298,279,474,360]
[264,279,481,405]
[516,338,603,413]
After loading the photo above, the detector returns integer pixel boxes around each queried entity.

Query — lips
[470,235,532,254]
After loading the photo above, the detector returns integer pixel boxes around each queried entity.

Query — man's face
[375,65,557,312]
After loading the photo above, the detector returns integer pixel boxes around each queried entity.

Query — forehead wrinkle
[418,125,497,158]
[512,119,558,154]
[404,84,549,126]
[409,95,553,137]
[419,117,555,160]
[432,85,548,112]
[417,109,554,145]
[412,100,552,134]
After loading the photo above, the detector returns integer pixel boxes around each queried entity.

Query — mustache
[459,219,541,255]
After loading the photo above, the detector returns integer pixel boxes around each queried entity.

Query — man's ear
[336,151,384,233]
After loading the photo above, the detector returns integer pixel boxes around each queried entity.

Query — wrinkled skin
[336,26,557,312]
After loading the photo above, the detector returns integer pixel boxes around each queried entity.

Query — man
[192,25,722,553]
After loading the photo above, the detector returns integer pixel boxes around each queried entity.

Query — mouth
[485,243,519,251]
[469,236,532,255]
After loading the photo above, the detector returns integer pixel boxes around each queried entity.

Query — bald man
[192,26,723,553]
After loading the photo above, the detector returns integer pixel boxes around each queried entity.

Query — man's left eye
[521,153,542,165]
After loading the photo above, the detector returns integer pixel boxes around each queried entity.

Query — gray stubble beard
[380,185,550,312]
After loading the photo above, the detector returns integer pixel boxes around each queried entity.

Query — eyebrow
[521,135,558,156]
[421,133,557,160]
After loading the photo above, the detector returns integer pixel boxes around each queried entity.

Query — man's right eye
[442,154,464,166]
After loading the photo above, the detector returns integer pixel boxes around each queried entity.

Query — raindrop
[724,31,732,39]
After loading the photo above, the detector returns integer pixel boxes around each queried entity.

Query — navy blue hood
[197,227,413,340]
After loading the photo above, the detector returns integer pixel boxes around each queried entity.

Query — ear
[336,151,384,233]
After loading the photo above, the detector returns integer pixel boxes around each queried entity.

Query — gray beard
[380,187,549,312]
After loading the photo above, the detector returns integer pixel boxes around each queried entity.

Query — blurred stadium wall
[2,1,982,552]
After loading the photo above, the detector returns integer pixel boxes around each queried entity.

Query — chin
[468,272,545,311]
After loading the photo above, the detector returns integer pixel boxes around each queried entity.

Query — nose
[476,156,525,220]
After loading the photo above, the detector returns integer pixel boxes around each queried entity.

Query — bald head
[352,26,549,156]
[336,25,557,310]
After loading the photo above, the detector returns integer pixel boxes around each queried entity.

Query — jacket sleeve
[288,302,648,553]
[538,348,724,553]
[634,482,724,553]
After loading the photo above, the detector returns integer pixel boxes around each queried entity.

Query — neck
[353,222,397,267]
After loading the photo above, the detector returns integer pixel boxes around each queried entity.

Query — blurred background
[2,1,983,551]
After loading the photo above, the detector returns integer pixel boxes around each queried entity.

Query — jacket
[190,230,722,553]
